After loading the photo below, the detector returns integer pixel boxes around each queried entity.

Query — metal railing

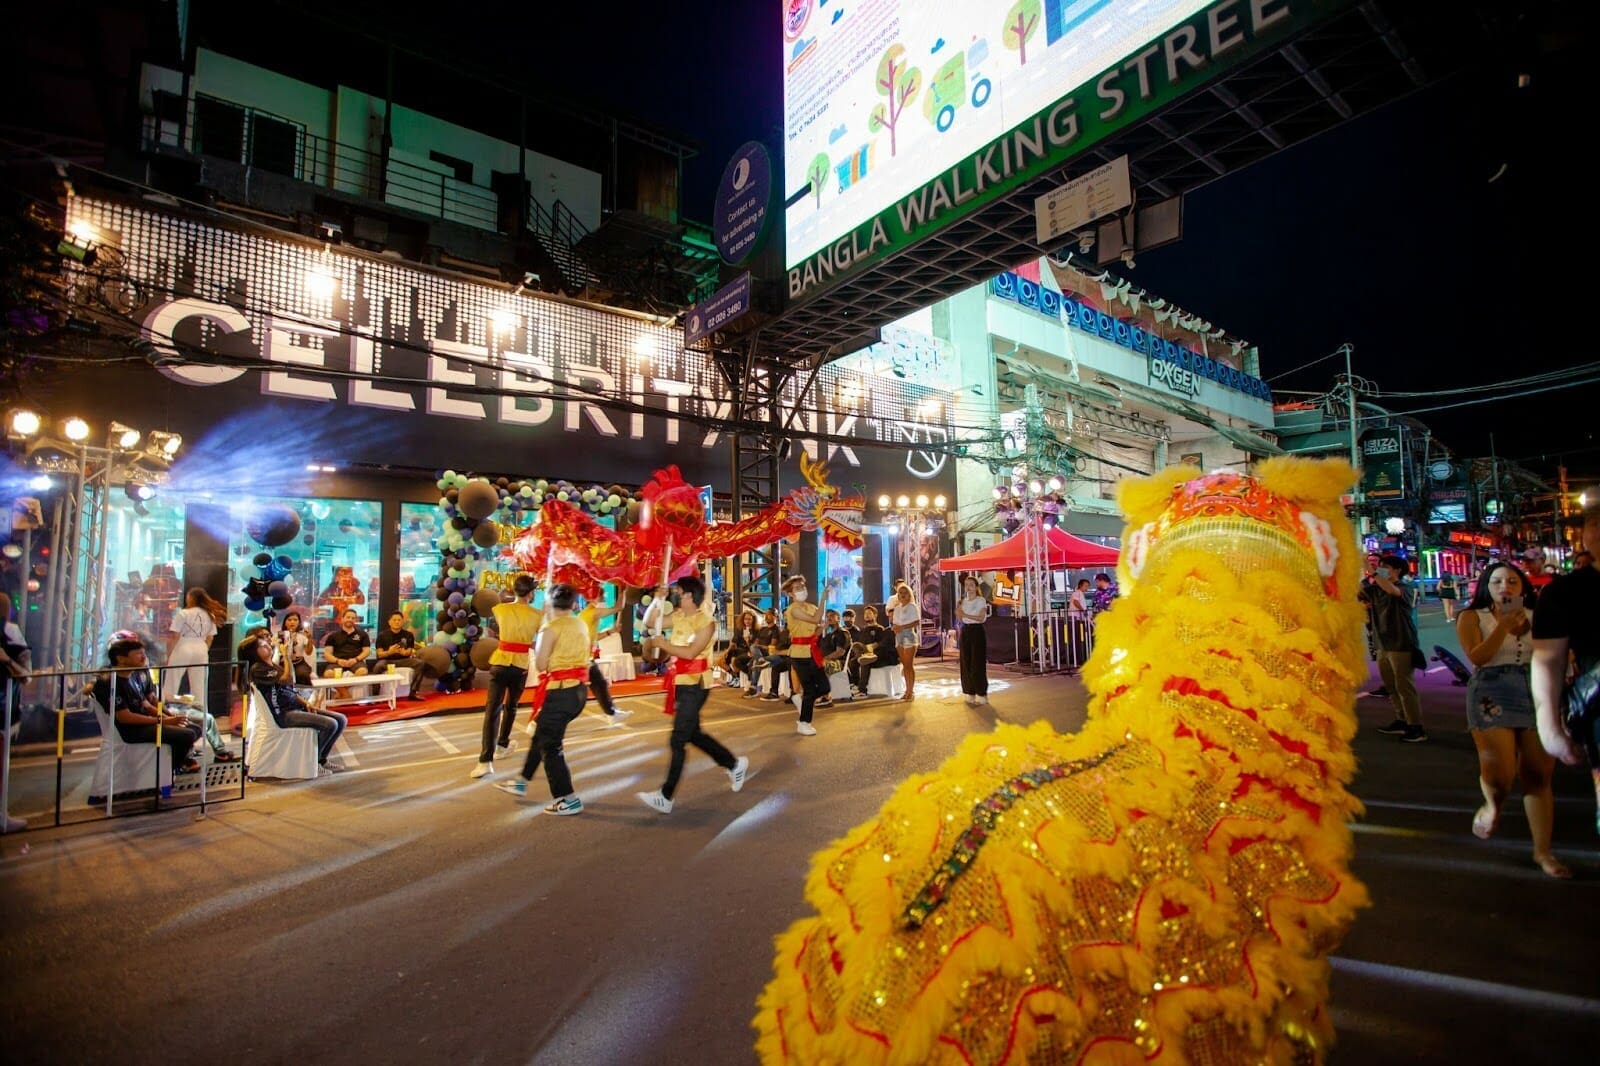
[527,194,594,289]
[142,92,500,232]
[2,661,247,832]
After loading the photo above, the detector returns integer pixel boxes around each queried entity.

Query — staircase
[526,196,594,296]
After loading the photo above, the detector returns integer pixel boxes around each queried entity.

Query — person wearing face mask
[1457,562,1568,877]
[636,575,749,814]
[783,575,831,734]
[1367,555,1426,742]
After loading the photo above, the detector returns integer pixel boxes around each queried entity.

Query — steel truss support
[716,339,793,620]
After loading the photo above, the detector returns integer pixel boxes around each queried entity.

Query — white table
[310,673,401,710]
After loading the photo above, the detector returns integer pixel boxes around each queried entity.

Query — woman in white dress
[888,582,920,702]
[163,587,226,703]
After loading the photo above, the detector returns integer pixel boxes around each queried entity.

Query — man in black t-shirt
[374,611,426,700]
[1532,495,1600,777]
[322,609,373,677]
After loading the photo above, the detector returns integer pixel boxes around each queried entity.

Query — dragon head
[784,454,865,549]
[637,465,707,551]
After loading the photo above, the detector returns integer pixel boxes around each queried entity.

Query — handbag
[1564,655,1600,761]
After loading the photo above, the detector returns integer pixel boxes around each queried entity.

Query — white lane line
[699,792,789,856]
[332,735,361,767]
[1331,956,1600,1017]
[155,831,425,932]
[418,723,461,754]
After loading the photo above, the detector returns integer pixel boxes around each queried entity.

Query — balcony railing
[142,92,499,232]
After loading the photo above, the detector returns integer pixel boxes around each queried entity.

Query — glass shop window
[228,497,382,645]
[104,495,187,655]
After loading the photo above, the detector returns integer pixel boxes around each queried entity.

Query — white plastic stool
[866,666,906,698]
[245,687,320,781]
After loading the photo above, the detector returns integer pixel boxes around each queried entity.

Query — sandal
[213,750,241,763]
[177,759,201,774]
[1534,852,1572,879]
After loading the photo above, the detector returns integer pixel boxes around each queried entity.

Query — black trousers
[660,683,735,800]
[765,655,790,695]
[480,664,528,762]
[588,662,617,714]
[791,655,829,723]
[520,684,585,797]
[116,722,199,767]
[959,624,988,696]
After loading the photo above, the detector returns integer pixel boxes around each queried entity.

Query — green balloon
[607,493,621,507]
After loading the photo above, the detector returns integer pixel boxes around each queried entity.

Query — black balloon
[245,504,301,548]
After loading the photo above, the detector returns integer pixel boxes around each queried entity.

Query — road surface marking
[418,723,461,754]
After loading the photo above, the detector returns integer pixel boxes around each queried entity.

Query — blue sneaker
[495,778,529,800]
[545,795,583,816]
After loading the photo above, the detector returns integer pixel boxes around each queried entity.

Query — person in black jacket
[719,610,758,688]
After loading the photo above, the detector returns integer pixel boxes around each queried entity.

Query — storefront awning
[1211,423,1286,457]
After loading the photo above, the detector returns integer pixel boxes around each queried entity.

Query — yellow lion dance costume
[754,459,1369,1065]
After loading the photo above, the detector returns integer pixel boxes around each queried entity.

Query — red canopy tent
[937,520,1121,572]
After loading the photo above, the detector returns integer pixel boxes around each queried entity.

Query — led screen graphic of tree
[1004,0,1042,65]
[868,44,921,157]
[807,152,830,206]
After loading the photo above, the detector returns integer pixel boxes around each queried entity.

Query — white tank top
[1474,608,1532,667]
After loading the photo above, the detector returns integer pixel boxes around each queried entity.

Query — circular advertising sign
[713,141,771,265]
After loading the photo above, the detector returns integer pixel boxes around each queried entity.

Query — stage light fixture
[993,486,1005,500]
[28,475,52,491]
[1047,475,1064,492]
[109,421,141,450]
[63,417,90,442]
[1028,478,1044,494]
[148,431,182,457]
[877,494,891,508]
[125,481,156,502]
[934,495,947,509]
[9,410,41,437]
[896,495,910,508]
[1,544,20,560]
[915,494,929,508]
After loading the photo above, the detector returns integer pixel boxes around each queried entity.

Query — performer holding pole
[494,582,588,815]
[636,573,748,814]
[782,575,830,736]
[471,574,539,779]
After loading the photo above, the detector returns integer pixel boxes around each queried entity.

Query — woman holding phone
[1456,562,1568,878]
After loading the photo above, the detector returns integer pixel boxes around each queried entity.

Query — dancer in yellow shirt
[495,582,590,815]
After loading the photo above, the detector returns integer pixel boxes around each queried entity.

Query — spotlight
[1,544,20,560]
[316,221,343,243]
[914,494,928,508]
[148,430,182,457]
[1047,475,1064,492]
[896,495,910,508]
[125,481,156,502]
[305,268,336,300]
[878,494,891,508]
[934,495,947,509]
[63,417,90,442]
[1028,478,1043,494]
[109,421,141,450]
[9,410,41,437]
[993,486,1006,500]
[28,474,52,491]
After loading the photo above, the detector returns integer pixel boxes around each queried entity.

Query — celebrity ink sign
[62,197,958,490]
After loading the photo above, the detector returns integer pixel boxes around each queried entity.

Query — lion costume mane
[754,459,1369,1065]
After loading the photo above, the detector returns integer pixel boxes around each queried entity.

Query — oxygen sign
[1147,351,1198,396]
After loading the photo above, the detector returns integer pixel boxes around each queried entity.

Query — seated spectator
[374,611,426,700]
[247,634,347,774]
[321,609,373,678]
[744,608,784,697]
[759,617,792,703]
[821,609,850,674]
[850,607,896,697]
[279,610,314,686]
[719,610,758,688]
[93,637,201,774]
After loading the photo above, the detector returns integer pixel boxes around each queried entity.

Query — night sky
[283,2,1595,483]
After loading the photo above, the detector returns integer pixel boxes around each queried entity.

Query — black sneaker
[1375,719,1409,735]
[1401,725,1429,743]
[1361,687,1390,699]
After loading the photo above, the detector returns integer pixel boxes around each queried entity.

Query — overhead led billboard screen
[782,0,1212,270]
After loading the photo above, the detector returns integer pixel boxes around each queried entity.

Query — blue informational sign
[699,485,714,524]
[683,273,751,346]
[713,142,771,264]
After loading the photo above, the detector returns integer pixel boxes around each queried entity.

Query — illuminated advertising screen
[782,0,1212,270]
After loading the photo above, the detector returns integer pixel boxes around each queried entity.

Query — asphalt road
[3,608,1597,1064]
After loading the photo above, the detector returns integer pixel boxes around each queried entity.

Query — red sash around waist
[498,640,532,654]
[662,657,710,716]
[525,666,589,722]
[789,634,824,668]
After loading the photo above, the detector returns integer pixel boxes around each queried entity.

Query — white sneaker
[636,790,674,814]
[470,761,494,779]
[728,755,749,792]
[796,721,817,736]
[495,741,517,760]
[606,708,633,727]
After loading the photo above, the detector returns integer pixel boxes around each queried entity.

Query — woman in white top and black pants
[956,574,991,706]
[889,582,920,702]
[1457,562,1568,878]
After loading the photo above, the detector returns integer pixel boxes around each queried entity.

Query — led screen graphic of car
[924,39,993,133]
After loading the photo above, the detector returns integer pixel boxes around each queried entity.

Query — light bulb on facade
[896,495,909,508]
[915,494,929,508]
[1047,475,1064,492]
[1029,479,1043,495]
